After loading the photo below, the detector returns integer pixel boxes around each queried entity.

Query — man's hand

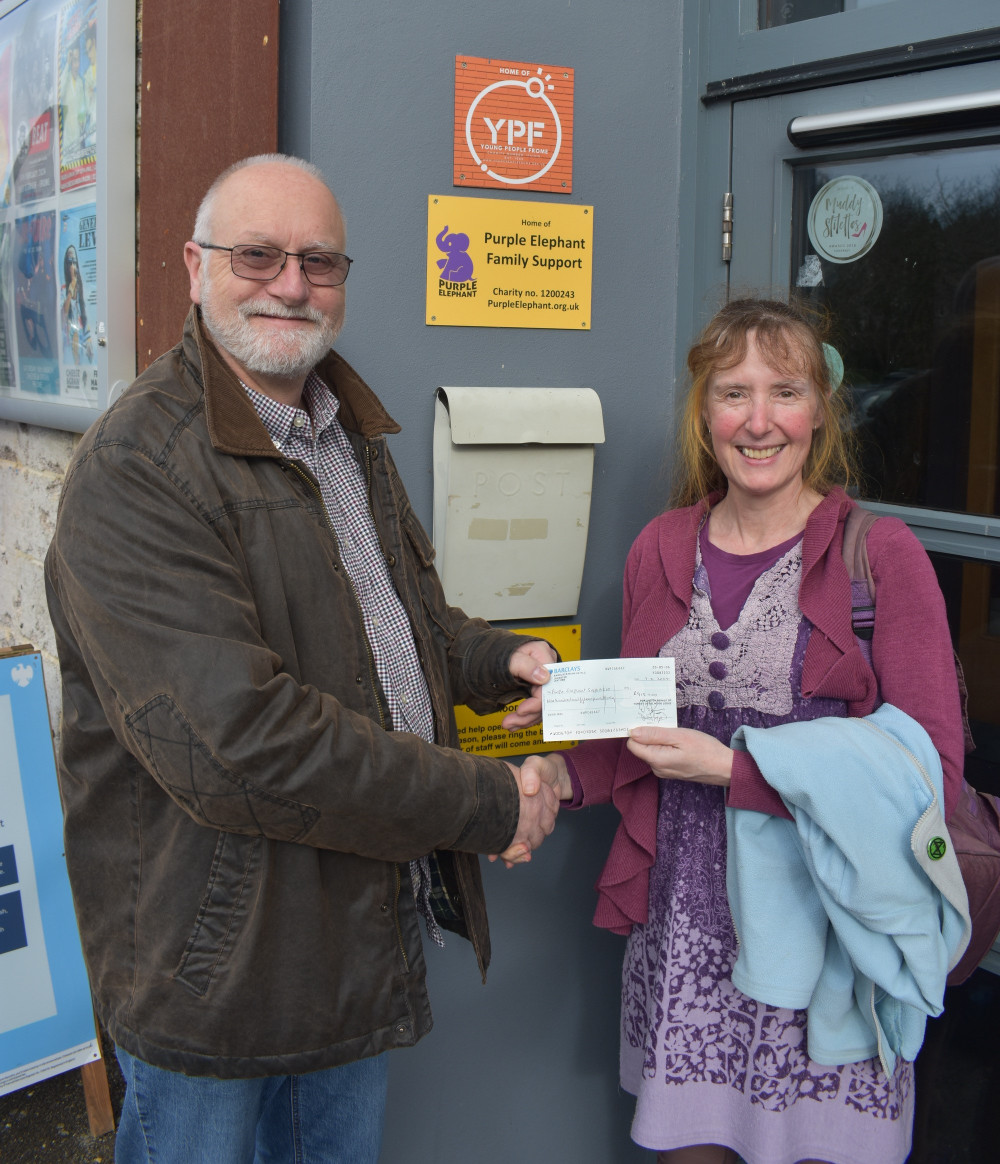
[501,639,556,730]
[489,760,559,868]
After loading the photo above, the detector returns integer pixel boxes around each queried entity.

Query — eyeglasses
[196,242,353,287]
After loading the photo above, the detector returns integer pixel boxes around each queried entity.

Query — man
[44,154,558,1163]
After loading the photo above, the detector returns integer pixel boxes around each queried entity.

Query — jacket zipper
[283,455,408,970]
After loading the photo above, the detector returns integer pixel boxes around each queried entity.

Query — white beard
[200,273,342,381]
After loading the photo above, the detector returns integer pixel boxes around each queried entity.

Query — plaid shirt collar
[240,371,336,451]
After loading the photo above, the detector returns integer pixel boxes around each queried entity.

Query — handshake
[487,638,570,868]
[489,752,573,869]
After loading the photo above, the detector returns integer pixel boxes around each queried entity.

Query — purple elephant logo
[436,225,474,282]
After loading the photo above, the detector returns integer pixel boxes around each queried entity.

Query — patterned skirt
[620,776,914,1164]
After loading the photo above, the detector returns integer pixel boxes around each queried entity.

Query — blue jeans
[114,1046,387,1164]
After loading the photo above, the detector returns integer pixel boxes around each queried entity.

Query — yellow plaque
[454,624,581,757]
[427,195,592,330]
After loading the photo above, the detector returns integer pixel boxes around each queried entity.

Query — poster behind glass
[0,0,100,414]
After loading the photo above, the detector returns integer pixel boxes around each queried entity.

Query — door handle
[787,89,1000,147]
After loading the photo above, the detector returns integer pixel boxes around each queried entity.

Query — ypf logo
[464,68,564,187]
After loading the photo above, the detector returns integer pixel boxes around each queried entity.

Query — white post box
[432,386,605,621]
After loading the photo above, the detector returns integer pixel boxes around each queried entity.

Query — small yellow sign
[454,624,581,757]
[427,195,592,330]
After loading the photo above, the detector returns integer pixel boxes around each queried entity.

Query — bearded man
[44,154,558,1164]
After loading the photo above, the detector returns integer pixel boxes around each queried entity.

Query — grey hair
[192,153,342,242]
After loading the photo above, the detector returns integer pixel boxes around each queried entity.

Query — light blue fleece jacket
[727,704,971,1077]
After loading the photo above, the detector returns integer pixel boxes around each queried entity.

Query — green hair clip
[822,343,844,391]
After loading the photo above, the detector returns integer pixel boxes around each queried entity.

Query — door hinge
[722,192,733,263]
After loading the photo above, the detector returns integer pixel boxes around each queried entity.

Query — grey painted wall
[280,3,689,1160]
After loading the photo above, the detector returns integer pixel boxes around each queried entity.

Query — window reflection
[759,0,898,28]
[791,145,1000,515]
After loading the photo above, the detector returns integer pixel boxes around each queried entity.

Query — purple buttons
[711,632,730,650]
[709,660,728,681]
[708,691,725,711]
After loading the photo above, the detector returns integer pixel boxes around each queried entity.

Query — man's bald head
[192,154,344,244]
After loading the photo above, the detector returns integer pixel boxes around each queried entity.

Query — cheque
[541,658,677,741]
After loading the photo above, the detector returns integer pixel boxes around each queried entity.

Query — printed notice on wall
[454,55,573,194]
[0,651,99,1098]
[454,625,581,757]
[427,195,592,330]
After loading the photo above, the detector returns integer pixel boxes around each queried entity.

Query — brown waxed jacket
[44,306,528,1077]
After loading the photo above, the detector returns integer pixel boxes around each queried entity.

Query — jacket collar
[799,486,857,651]
[657,493,716,613]
[182,305,402,456]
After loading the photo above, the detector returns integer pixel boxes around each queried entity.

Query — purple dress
[620,536,915,1163]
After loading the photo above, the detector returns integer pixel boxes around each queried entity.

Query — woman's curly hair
[671,297,856,508]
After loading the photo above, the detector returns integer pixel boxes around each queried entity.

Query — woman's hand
[626,725,734,788]
[519,752,573,802]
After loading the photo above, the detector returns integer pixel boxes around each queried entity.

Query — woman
[519,298,965,1164]
[62,244,88,364]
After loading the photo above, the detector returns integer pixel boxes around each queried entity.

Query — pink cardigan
[565,489,965,935]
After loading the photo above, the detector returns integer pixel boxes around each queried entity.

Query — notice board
[0,0,136,433]
[0,648,100,1096]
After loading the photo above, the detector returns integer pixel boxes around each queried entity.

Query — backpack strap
[841,505,879,641]
[841,503,974,752]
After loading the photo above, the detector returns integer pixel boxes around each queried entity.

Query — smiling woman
[675,299,851,524]
[692,304,840,550]
[519,297,966,1164]
[703,338,823,535]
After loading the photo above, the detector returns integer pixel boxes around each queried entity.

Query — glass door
[729,60,1000,796]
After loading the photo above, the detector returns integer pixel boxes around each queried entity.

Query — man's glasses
[196,243,353,287]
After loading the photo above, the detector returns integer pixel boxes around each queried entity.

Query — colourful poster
[0,651,100,1097]
[427,194,593,330]
[453,625,582,758]
[454,55,574,194]
[59,201,97,400]
[14,210,59,395]
[57,0,96,192]
[12,11,57,205]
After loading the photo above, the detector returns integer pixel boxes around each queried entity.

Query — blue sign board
[0,650,99,1095]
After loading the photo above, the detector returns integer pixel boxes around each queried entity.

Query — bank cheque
[541,658,677,741]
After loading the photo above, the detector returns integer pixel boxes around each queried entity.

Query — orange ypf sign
[454,55,574,194]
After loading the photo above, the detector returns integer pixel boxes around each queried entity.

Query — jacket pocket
[173,830,261,996]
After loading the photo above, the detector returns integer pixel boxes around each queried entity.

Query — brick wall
[0,420,79,718]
